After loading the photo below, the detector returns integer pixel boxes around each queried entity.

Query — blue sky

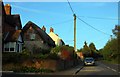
[4,2,118,50]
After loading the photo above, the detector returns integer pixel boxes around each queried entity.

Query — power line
[66,0,111,36]
[67,0,75,14]
[77,16,111,36]
[78,16,119,20]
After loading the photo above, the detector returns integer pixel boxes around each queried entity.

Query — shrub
[32,54,48,59]
[48,53,59,60]
[32,53,59,60]
[2,52,30,64]
[13,66,54,73]
[51,46,76,60]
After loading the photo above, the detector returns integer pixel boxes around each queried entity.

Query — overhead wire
[78,16,119,20]
[66,0,111,36]
[67,0,75,14]
[77,16,111,36]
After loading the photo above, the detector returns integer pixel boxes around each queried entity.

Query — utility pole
[74,14,76,52]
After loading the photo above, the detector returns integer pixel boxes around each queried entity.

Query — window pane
[10,48,14,51]
[4,43,9,48]
[5,48,9,51]
[10,42,14,48]
[30,34,35,40]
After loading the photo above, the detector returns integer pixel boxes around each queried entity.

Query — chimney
[4,4,11,15]
[42,26,46,32]
[50,27,54,32]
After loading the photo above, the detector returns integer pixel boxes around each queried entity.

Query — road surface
[75,61,120,77]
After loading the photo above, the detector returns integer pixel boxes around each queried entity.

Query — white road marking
[97,62,120,74]
[107,67,111,69]
[111,69,117,72]
[102,63,119,73]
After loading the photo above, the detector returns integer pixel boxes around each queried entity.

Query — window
[4,43,9,51]
[10,48,14,51]
[5,48,9,51]
[30,33,35,40]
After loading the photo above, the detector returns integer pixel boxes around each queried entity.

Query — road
[2,61,120,77]
[76,61,120,76]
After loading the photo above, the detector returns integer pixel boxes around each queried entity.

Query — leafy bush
[47,53,60,60]
[13,66,54,73]
[51,46,77,60]
[100,38,120,64]
[2,52,30,64]
[21,49,31,56]
[32,53,59,60]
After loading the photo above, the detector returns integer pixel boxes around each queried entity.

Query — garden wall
[22,59,80,71]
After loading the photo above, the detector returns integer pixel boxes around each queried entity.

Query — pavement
[52,63,84,75]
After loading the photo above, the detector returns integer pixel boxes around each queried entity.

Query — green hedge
[2,52,59,65]
[13,66,54,73]
[32,53,59,60]
[2,52,30,64]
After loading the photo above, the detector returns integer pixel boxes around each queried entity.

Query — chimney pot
[4,4,11,15]
[50,27,54,32]
[42,26,46,32]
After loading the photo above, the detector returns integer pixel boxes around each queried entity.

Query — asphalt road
[2,61,120,77]
[75,61,120,77]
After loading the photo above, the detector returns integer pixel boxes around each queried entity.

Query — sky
[4,2,118,50]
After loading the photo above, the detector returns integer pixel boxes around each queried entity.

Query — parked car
[84,57,95,66]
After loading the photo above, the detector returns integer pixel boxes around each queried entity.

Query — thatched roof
[22,21,55,47]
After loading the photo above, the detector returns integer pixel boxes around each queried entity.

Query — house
[48,27,65,46]
[2,3,23,52]
[22,21,55,54]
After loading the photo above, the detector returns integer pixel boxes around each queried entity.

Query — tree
[89,42,96,52]
[112,25,120,38]
[82,41,90,56]
[100,25,120,63]
[89,42,97,57]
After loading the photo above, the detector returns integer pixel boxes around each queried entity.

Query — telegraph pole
[74,14,76,52]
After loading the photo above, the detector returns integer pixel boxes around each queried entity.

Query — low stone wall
[22,59,57,71]
[22,59,80,71]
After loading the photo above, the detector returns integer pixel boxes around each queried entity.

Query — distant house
[48,27,65,46]
[2,3,23,52]
[22,21,55,54]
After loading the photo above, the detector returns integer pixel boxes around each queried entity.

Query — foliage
[32,53,59,60]
[82,41,90,53]
[79,41,101,59]
[51,46,62,54]
[89,42,96,52]
[77,49,82,52]
[2,52,30,64]
[13,66,54,73]
[51,46,77,60]
[21,49,31,56]
[112,25,120,37]
[100,25,120,64]
[100,38,119,61]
